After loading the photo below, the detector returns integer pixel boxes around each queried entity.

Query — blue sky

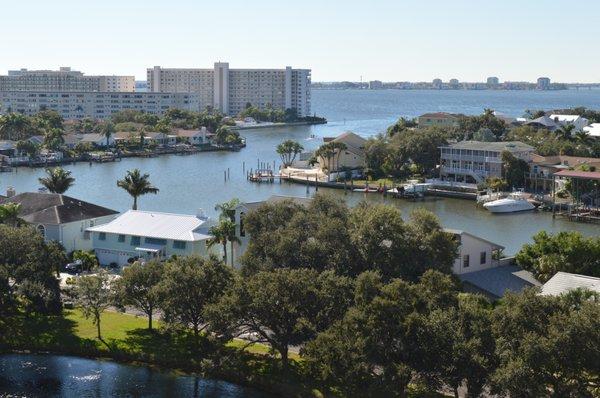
[2,0,599,82]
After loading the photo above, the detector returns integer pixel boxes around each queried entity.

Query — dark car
[64,260,83,275]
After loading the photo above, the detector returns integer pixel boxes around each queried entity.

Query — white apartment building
[0,67,134,92]
[147,62,311,117]
[0,91,199,120]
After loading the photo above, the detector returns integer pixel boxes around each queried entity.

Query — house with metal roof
[540,272,600,296]
[548,114,589,132]
[0,192,119,252]
[445,229,505,275]
[86,209,216,266]
[459,265,541,300]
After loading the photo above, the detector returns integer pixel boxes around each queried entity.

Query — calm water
[0,354,270,397]
[1,89,599,254]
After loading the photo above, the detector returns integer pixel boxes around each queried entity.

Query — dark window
[463,255,470,268]
[480,251,486,265]
[118,234,126,243]
[131,236,141,246]
[145,237,167,246]
[173,240,187,250]
[99,232,106,241]
[240,212,245,237]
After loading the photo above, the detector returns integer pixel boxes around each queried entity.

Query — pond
[0,353,271,397]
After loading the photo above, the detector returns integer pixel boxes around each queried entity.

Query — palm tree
[43,127,65,150]
[330,141,348,172]
[0,203,23,226]
[116,169,159,210]
[0,113,30,141]
[39,167,75,194]
[315,142,336,181]
[207,218,240,267]
[574,130,591,146]
[215,198,241,221]
[556,124,576,141]
[99,122,115,148]
[276,140,304,167]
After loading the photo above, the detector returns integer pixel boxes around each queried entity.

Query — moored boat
[483,192,536,213]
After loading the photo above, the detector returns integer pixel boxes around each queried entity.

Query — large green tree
[208,268,353,370]
[159,255,233,337]
[114,260,164,330]
[276,140,304,167]
[75,269,113,340]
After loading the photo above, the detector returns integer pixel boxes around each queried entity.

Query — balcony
[440,154,501,163]
[441,166,490,177]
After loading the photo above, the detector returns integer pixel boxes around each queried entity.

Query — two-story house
[87,209,216,266]
[439,141,534,184]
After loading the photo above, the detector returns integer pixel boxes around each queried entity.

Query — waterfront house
[176,128,212,145]
[446,229,505,275]
[80,133,114,148]
[549,114,589,132]
[145,132,177,146]
[0,140,16,157]
[524,115,559,130]
[87,209,215,266]
[531,154,600,178]
[319,132,367,173]
[232,195,313,267]
[439,140,534,183]
[418,112,460,129]
[0,192,119,253]
[540,272,600,296]
[27,135,44,146]
[458,265,541,300]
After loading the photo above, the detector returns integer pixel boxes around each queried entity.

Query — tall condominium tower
[147,62,311,117]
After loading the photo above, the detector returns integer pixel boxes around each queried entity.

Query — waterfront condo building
[147,62,311,117]
[418,112,460,129]
[0,67,135,92]
[0,91,199,120]
[439,140,534,183]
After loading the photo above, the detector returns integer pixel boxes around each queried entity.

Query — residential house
[549,114,589,132]
[145,132,177,146]
[418,112,460,129]
[27,135,44,146]
[446,229,505,275]
[63,134,82,149]
[583,123,600,138]
[531,154,600,178]
[525,115,559,130]
[439,140,534,183]
[80,132,114,148]
[87,209,215,266]
[232,195,313,267]
[319,132,367,173]
[0,192,118,252]
[458,265,541,300]
[540,272,600,296]
[0,140,16,157]
[176,128,212,145]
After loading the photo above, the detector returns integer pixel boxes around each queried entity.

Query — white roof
[444,228,505,250]
[583,123,600,137]
[87,210,211,242]
[540,272,600,296]
[549,114,584,122]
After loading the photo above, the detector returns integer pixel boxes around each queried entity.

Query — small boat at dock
[483,192,537,213]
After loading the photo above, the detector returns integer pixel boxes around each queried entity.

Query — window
[240,212,246,237]
[480,251,487,265]
[145,237,167,246]
[173,240,187,250]
[463,255,470,268]
[131,236,141,246]
[99,232,106,241]
[118,234,126,243]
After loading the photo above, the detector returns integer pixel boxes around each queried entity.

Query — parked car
[64,260,83,274]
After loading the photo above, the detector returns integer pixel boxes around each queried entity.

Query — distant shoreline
[230,120,327,130]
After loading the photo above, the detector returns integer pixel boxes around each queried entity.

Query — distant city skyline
[2,0,599,82]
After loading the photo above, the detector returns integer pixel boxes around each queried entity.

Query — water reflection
[0,354,270,398]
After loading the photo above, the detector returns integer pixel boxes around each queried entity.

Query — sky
[1,0,599,83]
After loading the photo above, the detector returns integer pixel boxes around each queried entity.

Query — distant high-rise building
[432,78,442,89]
[449,78,460,88]
[0,67,134,92]
[486,77,500,86]
[368,80,383,89]
[537,77,551,90]
[148,62,311,117]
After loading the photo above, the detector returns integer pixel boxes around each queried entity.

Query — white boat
[483,192,535,213]
[353,187,379,193]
